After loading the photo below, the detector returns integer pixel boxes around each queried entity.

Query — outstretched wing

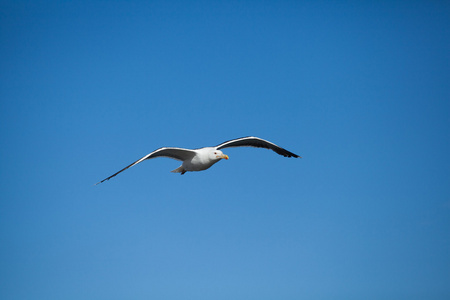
[216,136,300,158]
[96,147,196,184]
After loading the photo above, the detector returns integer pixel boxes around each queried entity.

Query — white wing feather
[96,147,196,184]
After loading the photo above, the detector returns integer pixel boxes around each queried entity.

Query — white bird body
[96,136,300,184]
[180,147,222,172]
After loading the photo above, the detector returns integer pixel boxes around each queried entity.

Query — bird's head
[211,149,229,161]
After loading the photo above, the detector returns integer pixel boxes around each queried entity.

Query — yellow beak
[221,154,229,160]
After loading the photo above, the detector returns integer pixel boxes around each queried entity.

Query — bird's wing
[215,136,300,158]
[96,147,197,184]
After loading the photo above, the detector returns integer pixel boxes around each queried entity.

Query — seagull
[96,136,300,184]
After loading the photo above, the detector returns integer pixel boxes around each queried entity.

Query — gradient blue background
[1,1,449,299]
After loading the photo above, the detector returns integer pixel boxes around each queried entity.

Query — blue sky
[1,1,449,299]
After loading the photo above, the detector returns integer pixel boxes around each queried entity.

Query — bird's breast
[183,155,218,171]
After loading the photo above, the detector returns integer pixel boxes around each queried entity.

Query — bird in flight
[96,136,300,185]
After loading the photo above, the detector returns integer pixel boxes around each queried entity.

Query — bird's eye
[214,152,217,154]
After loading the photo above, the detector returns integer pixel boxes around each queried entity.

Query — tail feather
[171,166,186,175]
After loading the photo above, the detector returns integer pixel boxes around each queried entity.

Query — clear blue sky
[1,1,449,299]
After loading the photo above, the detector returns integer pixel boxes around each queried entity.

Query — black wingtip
[276,149,301,158]
[95,177,111,185]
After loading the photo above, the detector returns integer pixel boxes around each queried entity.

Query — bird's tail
[171,166,186,175]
